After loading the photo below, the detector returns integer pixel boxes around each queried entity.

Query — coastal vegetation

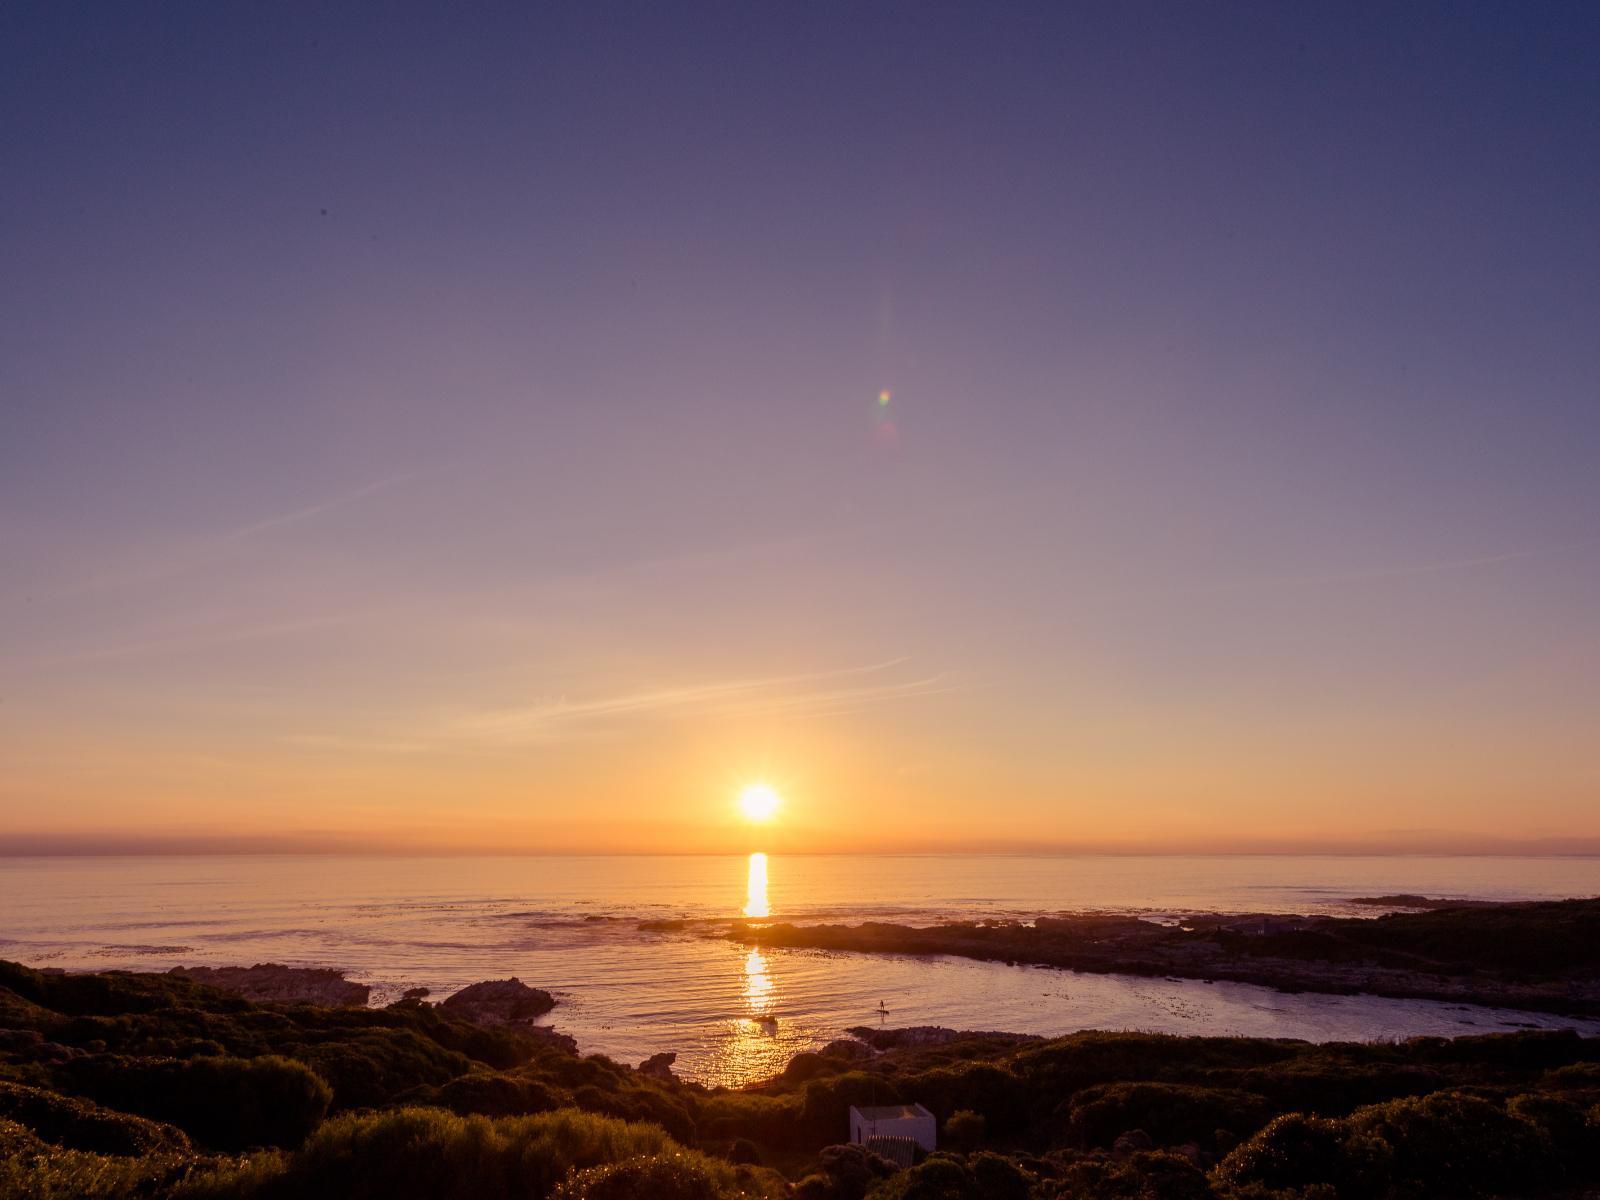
[2,953,1599,1198]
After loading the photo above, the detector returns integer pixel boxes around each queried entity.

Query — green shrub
[0,1080,191,1156]
[867,1153,975,1200]
[865,1151,1031,1200]
[1540,1061,1600,1092]
[0,1146,182,1200]
[0,1119,203,1200]
[552,1150,769,1199]
[425,1069,566,1116]
[1068,1082,1270,1148]
[1507,1093,1596,1182]
[1213,1111,1393,1198]
[968,1151,1033,1200]
[287,1028,470,1108]
[271,1105,684,1200]
[699,1092,800,1147]
[942,1109,984,1150]
[60,1054,330,1150]
[1347,1091,1546,1197]
[801,1073,902,1145]
[809,1143,897,1200]
[903,1063,1025,1132]
[1061,1148,1213,1200]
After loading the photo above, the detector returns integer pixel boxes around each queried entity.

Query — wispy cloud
[452,657,947,744]
[48,614,352,666]
[1193,535,1600,597]
[209,473,425,546]
[33,469,434,601]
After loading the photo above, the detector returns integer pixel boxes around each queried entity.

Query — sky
[3,2,1599,855]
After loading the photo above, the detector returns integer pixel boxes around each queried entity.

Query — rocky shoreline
[727,896,1600,1018]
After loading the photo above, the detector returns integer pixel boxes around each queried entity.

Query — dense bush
[1213,1111,1393,1198]
[795,1143,899,1200]
[1215,1090,1580,1200]
[942,1109,984,1151]
[60,1054,331,1150]
[285,1028,470,1108]
[864,1151,1032,1200]
[259,1105,785,1200]
[902,1063,1026,1132]
[0,1141,187,1200]
[552,1151,766,1199]
[0,1081,191,1156]
[1054,1149,1214,1200]
[1540,1061,1600,1091]
[1067,1082,1270,1149]
[1346,1091,1547,1197]
[800,1072,903,1144]
[698,1091,800,1147]
[421,1068,565,1117]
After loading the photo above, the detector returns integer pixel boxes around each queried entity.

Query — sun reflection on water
[743,851,770,918]
[693,854,804,1087]
[743,947,773,1014]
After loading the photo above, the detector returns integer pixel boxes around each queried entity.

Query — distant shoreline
[727,897,1600,1020]
[7,846,1600,858]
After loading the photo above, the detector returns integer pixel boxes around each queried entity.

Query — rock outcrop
[638,1051,677,1079]
[440,978,556,1025]
[845,1025,1043,1050]
[168,963,370,1007]
[530,1026,579,1054]
[821,1037,877,1060]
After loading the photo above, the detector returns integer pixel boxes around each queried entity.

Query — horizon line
[5,842,1600,860]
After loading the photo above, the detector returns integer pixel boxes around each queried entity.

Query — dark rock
[440,978,556,1025]
[531,1026,579,1054]
[402,987,430,1000]
[845,1026,1042,1050]
[782,1051,828,1081]
[821,1038,876,1060]
[638,1051,677,1079]
[168,963,369,1007]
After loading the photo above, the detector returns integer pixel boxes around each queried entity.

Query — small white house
[849,1103,937,1153]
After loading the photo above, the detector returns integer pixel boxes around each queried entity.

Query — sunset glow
[738,785,782,825]
[1,5,1598,862]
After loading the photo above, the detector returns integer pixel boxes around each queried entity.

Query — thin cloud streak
[1191,535,1600,598]
[29,469,436,601]
[47,614,354,666]
[211,472,429,546]
[453,657,935,743]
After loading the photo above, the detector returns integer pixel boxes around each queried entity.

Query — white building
[849,1103,937,1154]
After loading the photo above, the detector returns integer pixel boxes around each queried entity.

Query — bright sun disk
[738,784,782,823]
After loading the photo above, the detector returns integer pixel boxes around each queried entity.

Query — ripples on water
[3,853,1598,1086]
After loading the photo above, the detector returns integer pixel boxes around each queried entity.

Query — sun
[738,783,782,824]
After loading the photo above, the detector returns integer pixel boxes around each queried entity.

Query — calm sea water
[2,854,1597,1086]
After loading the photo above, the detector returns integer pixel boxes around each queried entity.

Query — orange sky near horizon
[4,7,1600,858]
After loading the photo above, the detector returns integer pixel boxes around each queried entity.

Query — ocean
[3,853,1597,1086]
